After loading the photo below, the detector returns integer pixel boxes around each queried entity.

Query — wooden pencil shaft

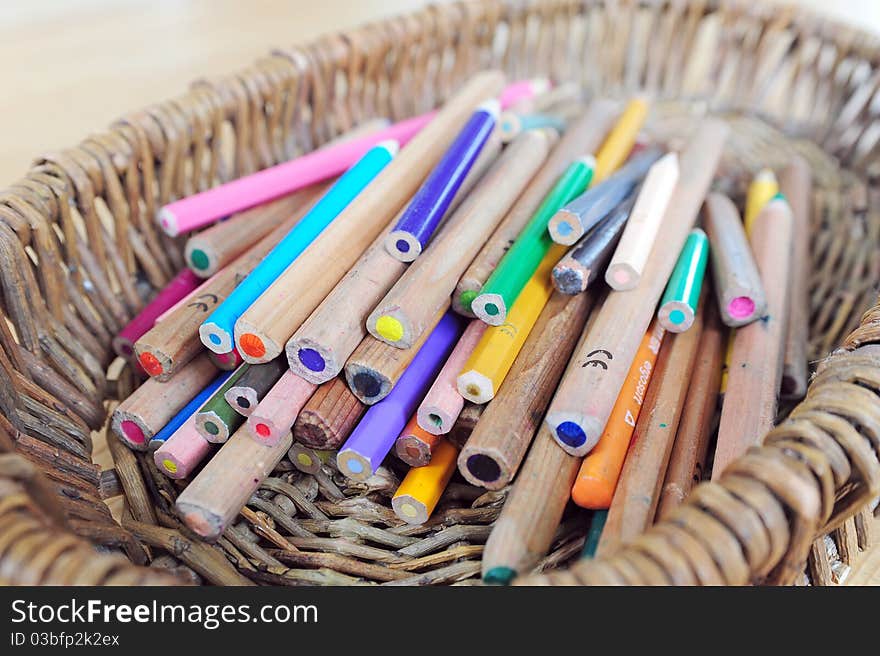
[702,192,767,327]
[284,133,502,382]
[392,439,459,524]
[246,370,317,447]
[459,290,595,490]
[194,364,250,443]
[368,129,553,350]
[605,152,680,291]
[229,72,505,363]
[544,118,728,457]
[712,198,794,479]
[175,427,293,542]
[552,192,635,295]
[224,356,287,416]
[657,302,723,519]
[453,100,620,316]
[184,187,317,278]
[597,295,705,557]
[446,402,484,449]
[293,377,365,450]
[111,353,217,450]
[657,228,709,333]
[481,426,581,584]
[779,158,811,399]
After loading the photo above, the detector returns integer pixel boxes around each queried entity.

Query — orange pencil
[571,320,664,509]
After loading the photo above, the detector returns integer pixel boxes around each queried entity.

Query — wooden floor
[1,0,878,584]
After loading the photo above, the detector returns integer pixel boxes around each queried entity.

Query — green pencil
[193,363,250,443]
[470,156,594,326]
[657,228,709,333]
[581,509,607,558]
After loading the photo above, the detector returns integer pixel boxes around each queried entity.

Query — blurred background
[1,0,878,183]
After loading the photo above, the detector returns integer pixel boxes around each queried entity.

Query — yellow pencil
[456,245,561,404]
[592,97,649,183]
[743,168,779,234]
[391,439,458,524]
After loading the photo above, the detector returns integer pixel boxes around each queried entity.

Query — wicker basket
[1,0,879,586]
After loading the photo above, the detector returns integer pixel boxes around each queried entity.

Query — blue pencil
[198,140,399,354]
[385,101,499,262]
[148,370,234,449]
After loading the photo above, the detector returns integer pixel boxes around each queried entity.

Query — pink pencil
[157,80,543,237]
[209,347,243,371]
[112,269,201,360]
[247,370,317,447]
[417,320,487,436]
[153,418,212,480]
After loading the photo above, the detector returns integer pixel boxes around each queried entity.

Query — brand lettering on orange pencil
[632,360,652,406]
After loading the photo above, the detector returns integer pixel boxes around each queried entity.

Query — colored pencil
[288,443,335,475]
[498,112,567,143]
[544,118,728,457]
[702,192,767,326]
[392,439,459,524]
[193,364,250,443]
[110,353,217,450]
[112,269,201,360]
[337,313,461,481]
[712,196,794,479]
[134,194,321,380]
[223,356,287,416]
[229,72,505,363]
[459,289,596,490]
[779,157,811,399]
[481,425,581,584]
[199,141,398,355]
[552,192,635,295]
[147,369,235,449]
[605,152,680,290]
[246,370,317,447]
[153,416,212,480]
[458,244,563,404]
[591,98,650,184]
[283,132,502,381]
[570,319,665,509]
[743,168,779,234]
[367,129,554,349]
[183,187,317,278]
[498,78,552,110]
[394,414,443,467]
[208,348,242,371]
[546,147,661,246]
[657,228,710,333]
[345,311,446,405]
[581,510,607,558]
[596,292,705,557]
[385,100,500,262]
[656,301,723,519]
[470,156,594,326]
[446,402,484,449]
[453,100,620,316]
[175,426,292,541]
[416,320,487,436]
[293,377,365,449]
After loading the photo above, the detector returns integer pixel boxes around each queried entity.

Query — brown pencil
[111,353,218,451]
[596,290,705,557]
[367,129,554,349]
[293,377,365,450]
[458,290,595,490]
[453,99,620,316]
[446,402,485,450]
[656,296,723,519]
[778,157,811,399]
[712,196,794,478]
[284,133,501,384]
[175,425,292,541]
[231,72,505,363]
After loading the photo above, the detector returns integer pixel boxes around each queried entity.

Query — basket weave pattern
[0,0,879,585]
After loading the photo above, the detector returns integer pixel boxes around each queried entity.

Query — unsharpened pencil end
[483,566,516,585]
[477,98,502,119]
[375,139,400,157]
[157,207,180,237]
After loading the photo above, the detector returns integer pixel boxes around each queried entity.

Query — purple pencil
[385,100,500,263]
[337,313,463,480]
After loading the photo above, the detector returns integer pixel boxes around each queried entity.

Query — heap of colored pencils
[111,71,810,582]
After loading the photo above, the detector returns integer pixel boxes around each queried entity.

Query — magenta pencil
[209,348,243,371]
[246,370,317,447]
[112,269,201,359]
[153,418,212,480]
[417,320,487,436]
